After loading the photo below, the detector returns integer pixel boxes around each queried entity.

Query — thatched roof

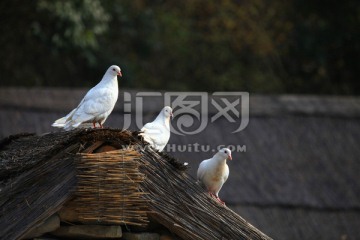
[0,129,271,240]
[1,87,360,240]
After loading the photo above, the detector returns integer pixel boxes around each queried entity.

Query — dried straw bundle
[73,149,148,226]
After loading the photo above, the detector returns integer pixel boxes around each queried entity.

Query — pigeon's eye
[224,150,227,154]
[112,68,115,71]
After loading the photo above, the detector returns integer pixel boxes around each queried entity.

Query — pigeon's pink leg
[216,196,225,205]
[99,122,103,128]
[93,122,97,128]
[209,192,225,205]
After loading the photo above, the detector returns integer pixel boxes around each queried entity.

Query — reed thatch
[0,129,272,240]
[74,149,148,226]
[138,148,270,240]
[0,142,77,240]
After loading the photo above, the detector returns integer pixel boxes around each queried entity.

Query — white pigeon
[52,65,122,131]
[197,148,232,205]
[139,106,173,152]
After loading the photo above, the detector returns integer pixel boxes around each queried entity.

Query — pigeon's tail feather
[138,131,147,140]
[72,122,83,128]
[51,109,76,128]
[63,121,82,131]
[63,124,74,131]
[51,117,68,128]
[139,132,155,148]
[139,133,151,144]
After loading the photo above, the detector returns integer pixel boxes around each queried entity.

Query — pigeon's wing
[140,122,168,145]
[141,122,165,135]
[214,164,229,197]
[197,159,209,181]
[223,164,229,183]
[67,88,115,123]
[51,90,92,128]
[139,124,156,146]
[52,88,94,128]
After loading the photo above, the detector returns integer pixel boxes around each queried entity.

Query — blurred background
[0,0,359,94]
[1,1,360,240]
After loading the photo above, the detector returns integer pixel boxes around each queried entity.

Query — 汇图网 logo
[122,92,249,135]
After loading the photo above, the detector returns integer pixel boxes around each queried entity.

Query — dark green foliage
[0,0,109,87]
[0,0,359,94]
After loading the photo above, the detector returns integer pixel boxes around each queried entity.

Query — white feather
[139,106,173,151]
[197,148,231,197]
[52,65,121,131]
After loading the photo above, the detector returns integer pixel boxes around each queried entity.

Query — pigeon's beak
[228,154,232,160]
[117,71,122,77]
[170,112,174,120]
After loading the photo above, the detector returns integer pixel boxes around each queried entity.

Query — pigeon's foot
[208,192,225,205]
[216,197,225,205]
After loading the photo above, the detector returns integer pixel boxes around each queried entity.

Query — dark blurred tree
[0,0,359,94]
[282,0,360,94]
[0,0,109,87]
[100,0,293,92]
